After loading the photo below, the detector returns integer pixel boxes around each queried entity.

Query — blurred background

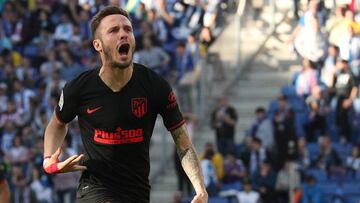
[0,0,360,203]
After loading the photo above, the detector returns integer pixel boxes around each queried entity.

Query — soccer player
[43,6,208,203]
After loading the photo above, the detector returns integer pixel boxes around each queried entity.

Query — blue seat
[320,183,341,196]
[181,196,193,203]
[209,197,233,203]
[281,85,297,98]
[221,182,242,191]
[307,143,319,161]
[345,195,360,203]
[356,171,360,181]
[342,183,360,195]
[306,169,327,182]
[183,196,233,203]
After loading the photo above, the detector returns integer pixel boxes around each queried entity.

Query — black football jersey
[55,63,184,202]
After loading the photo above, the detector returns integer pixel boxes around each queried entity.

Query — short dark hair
[90,6,130,38]
[255,107,266,114]
[253,137,262,144]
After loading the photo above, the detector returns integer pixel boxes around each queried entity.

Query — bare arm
[44,112,68,157]
[350,86,358,101]
[43,112,86,174]
[171,124,207,202]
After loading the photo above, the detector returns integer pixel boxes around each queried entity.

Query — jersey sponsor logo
[131,98,147,118]
[58,90,64,111]
[93,127,144,144]
[166,92,178,109]
[86,106,102,114]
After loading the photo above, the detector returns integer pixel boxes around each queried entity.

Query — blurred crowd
[0,0,234,202]
[176,0,360,203]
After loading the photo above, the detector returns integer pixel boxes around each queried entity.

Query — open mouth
[118,44,130,56]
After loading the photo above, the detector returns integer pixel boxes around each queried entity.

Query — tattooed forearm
[180,147,202,181]
[171,124,206,193]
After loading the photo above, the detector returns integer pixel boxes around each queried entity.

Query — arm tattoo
[171,126,203,182]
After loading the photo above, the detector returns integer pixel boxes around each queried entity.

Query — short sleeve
[155,78,184,131]
[55,81,79,123]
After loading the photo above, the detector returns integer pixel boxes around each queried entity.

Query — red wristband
[43,158,60,174]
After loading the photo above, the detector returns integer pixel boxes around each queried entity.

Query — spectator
[199,142,225,183]
[15,57,38,88]
[11,174,37,203]
[0,83,9,113]
[175,41,194,83]
[304,86,328,142]
[199,26,213,56]
[320,45,339,88]
[147,8,168,44]
[12,79,36,113]
[346,145,360,176]
[252,162,276,203]
[30,167,53,203]
[301,175,322,203]
[201,148,218,197]
[174,42,194,112]
[294,16,326,63]
[210,96,238,156]
[333,59,357,143]
[58,50,85,81]
[275,161,301,203]
[314,136,343,175]
[290,0,323,46]
[0,100,23,128]
[185,32,202,64]
[223,152,245,184]
[327,6,347,47]
[6,136,29,165]
[295,137,310,172]
[203,0,221,29]
[295,59,318,99]
[134,36,170,76]
[273,95,297,170]
[248,137,269,177]
[338,25,360,77]
[40,50,62,83]
[249,107,274,150]
[53,13,74,42]
[235,178,260,203]
[52,141,80,203]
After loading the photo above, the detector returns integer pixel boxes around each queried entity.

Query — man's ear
[93,39,102,52]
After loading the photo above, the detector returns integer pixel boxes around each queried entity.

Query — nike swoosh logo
[86,106,102,114]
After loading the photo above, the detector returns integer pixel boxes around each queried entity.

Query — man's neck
[99,63,133,92]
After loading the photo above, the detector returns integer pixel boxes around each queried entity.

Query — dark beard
[103,45,134,69]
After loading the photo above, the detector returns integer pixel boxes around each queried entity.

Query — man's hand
[342,99,353,109]
[191,192,208,203]
[43,148,87,174]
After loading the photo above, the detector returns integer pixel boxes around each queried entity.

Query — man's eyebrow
[107,25,120,31]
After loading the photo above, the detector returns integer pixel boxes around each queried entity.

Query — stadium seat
[356,171,360,181]
[320,183,341,196]
[345,195,360,203]
[307,143,320,161]
[220,182,242,191]
[306,169,327,183]
[281,85,297,98]
[209,197,236,203]
[342,183,360,196]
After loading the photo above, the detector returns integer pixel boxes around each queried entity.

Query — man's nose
[118,29,128,40]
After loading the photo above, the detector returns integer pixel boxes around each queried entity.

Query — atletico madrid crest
[131,98,147,118]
